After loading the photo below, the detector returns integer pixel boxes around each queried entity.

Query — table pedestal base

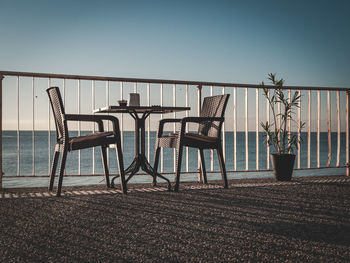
[111,154,172,191]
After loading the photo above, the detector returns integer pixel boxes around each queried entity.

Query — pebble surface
[0,176,349,262]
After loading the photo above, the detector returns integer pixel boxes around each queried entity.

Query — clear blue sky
[1,0,350,131]
[1,0,350,87]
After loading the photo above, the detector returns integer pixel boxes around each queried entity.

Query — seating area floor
[1,175,349,262]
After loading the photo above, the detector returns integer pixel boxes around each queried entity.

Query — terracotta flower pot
[270,154,295,181]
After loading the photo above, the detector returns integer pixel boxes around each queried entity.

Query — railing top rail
[0,70,349,91]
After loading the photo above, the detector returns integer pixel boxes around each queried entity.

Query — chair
[47,86,127,196]
[153,94,230,191]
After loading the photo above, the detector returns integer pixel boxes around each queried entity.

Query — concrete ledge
[1,175,349,199]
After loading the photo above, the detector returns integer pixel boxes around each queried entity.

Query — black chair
[47,86,127,196]
[153,94,230,191]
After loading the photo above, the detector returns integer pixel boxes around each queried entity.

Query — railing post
[197,84,202,182]
[347,90,350,176]
[0,75,3,189]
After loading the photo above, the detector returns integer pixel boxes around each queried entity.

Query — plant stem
[281,105,288,153]
[267,89,280,154]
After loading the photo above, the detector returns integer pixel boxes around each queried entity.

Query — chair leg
[100,146,110,188]
[217,145,228,189]
[153,146,161,186]
[56,148,68,197]
[49,150,60,191]
[116,146,127,194]
[174,144,184,192]
[199,149,207,184]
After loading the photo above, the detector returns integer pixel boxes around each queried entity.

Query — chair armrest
[159,118,182,125]
[65,114,105,122]
[157,119,182,137]
[177,117,224,137]
[181,117,224,124]
[65,114,120,133]
[156,117,224,137]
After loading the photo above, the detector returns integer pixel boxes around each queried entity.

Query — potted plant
[260,73,305,181]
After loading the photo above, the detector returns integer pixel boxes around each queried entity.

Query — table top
[93,105,190,114]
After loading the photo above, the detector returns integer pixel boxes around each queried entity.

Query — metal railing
[0,70,349,188]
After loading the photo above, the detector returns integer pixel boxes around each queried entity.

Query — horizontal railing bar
[1,71,349,91]
[6,166,346,178]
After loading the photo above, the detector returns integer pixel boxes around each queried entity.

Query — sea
[2,131,347,188]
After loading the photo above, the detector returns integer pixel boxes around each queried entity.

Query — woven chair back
[46,87,67,141]
[198,94,230,138]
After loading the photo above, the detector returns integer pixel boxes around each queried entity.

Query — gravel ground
[1,176,350,262]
